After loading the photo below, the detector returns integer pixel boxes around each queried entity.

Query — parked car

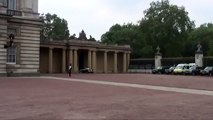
[173,64,188,74]
[79,68,94,73]
[152,66,170,74]
[183,63,197,75]
[200,66,213,76]
[165,66,175,74]
[188,66,204,75]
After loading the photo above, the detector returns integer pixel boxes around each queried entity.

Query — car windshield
[176,66,183,69]
[184,66,190,69]
[189,63,196,67]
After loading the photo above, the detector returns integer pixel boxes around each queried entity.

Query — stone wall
[0,19,7,76]
[6,18,42,75]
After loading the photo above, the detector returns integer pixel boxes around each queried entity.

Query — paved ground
[55,73,213,91]
[0,74,213,119]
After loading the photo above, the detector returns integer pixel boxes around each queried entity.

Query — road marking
[42,76,213,96]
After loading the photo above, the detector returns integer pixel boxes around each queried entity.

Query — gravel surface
[0,74,213,119]
[57,73,213,91]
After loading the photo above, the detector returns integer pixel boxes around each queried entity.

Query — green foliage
[101,23,146,58]
[188,23,213,56]
[41,13,70,41]
[101,0,196,58]
[140,46,155,58]
[208,41,213,56]
[140,0,194,57]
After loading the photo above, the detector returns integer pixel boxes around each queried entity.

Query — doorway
[78,50,88,70]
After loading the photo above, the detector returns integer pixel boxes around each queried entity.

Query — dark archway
[78,50,88,70]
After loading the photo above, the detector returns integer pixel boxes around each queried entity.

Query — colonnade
[47,47,130,73]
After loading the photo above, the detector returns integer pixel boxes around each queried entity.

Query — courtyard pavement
[0,74,213,119]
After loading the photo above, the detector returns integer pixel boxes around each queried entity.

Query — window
[6,47,16,64]
[8,0,16,10]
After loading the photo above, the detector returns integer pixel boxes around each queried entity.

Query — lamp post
[4,33,15,48]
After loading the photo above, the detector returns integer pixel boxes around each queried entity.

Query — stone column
[127,52,130,68]
[0,0,7,14]
[195,43,203,67]
[88,50,92,68]
[62,48,66,73]
[69,49,73,65]
[21,0,33,11]
[32,0,38,12]
[0,19,7,76]
[195,53,203,67]
[21,0,39,18]
[114,51,118,73]
[155,46,162,69]
[155,55,162,69]
[123,52,127,72]
[49,47,53,73]
[0,0,3,6]
[104,51,108,73]
[74,49,78,72]
[92,50,97,73]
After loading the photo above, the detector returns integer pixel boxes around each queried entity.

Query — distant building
[40,39,131,74]
[0,0,131,76]
[0,0,42,76]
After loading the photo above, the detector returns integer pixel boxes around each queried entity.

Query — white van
[183,63,196,74]
[173,63,188,74]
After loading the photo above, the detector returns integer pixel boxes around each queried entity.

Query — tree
[101,23,147,58]
[41,13,70,41]
[187,23,213,56]
[101,24,122,44]
[208,41,213,56]
[140,0,194,57]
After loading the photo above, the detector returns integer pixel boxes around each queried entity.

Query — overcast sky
[39,0,213,40]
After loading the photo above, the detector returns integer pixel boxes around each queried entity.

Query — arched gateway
[40,39,131,73]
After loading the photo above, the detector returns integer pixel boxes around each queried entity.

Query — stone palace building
[0,0,42,76]
[0,0,131,76]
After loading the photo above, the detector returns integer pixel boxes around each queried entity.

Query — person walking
[68,64,72,77]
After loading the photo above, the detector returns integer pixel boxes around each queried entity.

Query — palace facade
[0,0,42,76]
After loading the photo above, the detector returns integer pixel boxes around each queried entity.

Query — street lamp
[4,33,15,48]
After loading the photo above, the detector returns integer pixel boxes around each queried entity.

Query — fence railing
[130,57,213,69]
